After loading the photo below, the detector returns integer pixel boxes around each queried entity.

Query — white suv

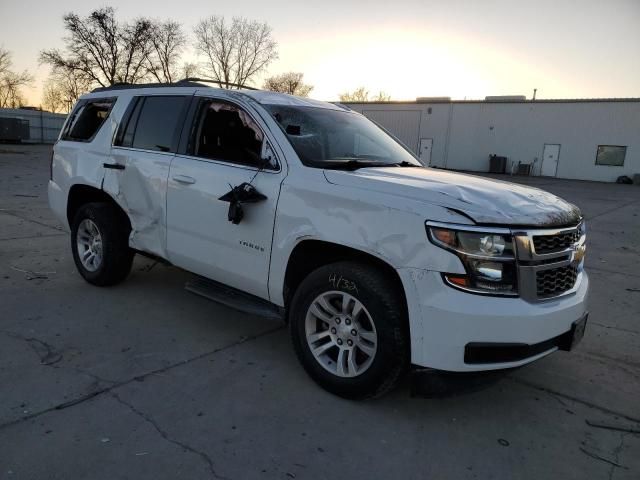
[48,81,589,399]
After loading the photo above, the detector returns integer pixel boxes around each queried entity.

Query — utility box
[516,163,532,176]
[0,117,30,142]
[489,154,507,173]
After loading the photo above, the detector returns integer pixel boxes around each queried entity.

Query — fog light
[474,261,503,281]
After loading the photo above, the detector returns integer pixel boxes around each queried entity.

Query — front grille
[536,265,578,297]
[532,230,579,254]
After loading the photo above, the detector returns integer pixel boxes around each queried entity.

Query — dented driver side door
[102,93,192,258]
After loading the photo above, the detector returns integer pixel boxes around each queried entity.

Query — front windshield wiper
[318,159,396,171]
[390,160,422,168]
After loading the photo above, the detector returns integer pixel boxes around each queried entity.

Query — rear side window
[116,96,188,152]
[62,98,115,142]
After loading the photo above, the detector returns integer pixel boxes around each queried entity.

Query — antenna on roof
[177,77,260,91]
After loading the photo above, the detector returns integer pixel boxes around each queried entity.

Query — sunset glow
[1,0,639,105]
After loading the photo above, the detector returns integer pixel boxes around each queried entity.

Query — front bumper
[399,268,589,371]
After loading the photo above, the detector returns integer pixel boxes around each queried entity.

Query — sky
[1,0,639,105]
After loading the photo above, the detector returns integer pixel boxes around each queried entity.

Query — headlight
[427,222,518,296]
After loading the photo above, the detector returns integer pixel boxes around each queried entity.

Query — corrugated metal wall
[361,109,421,152]
[345,100,640,182]
[0,109,67,143]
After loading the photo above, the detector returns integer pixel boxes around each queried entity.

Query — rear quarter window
[61,98,116,142]
[115,96,188,153]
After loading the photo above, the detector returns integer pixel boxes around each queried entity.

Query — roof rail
[91,81,202,93]
[177,77,260,91]
[91,78,260,93]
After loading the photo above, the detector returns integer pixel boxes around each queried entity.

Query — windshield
[264,105,422,168]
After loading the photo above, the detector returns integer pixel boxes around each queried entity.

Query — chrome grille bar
[513,222,585,302]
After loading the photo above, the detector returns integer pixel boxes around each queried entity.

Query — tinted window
[192,100,264,167]
[62,98,115,142]
[131,96,188,152]
[114,97,143,147]
[595,145,626,166]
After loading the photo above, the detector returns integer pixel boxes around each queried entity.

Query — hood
[323,167,581,227]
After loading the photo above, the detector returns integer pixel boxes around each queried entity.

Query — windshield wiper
[319,159,395,171]
[391,160,421,168]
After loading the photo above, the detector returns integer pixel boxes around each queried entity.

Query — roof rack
[91,78,260,93]
[177,77,260,91]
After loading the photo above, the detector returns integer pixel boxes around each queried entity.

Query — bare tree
[182,62,199,79]
[0,47,33,108]
[194,16,278,88]
[339,87,369,102]
[40,7,155,87]
[339,87,391,102]
[146,20,187,83]
[371,91,391,101]
[263,72,313,96]
[42,82,66,113]
[42,68,92,113]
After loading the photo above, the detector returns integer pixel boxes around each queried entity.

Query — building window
[595,145,626,166]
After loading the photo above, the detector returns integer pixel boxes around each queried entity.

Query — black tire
[70,202,134,286]
[289,261,410,399]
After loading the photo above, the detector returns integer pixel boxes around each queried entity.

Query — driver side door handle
[172,175,196,185]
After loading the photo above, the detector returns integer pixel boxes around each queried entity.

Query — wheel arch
[67,184,131,230]
[283,239,409,317]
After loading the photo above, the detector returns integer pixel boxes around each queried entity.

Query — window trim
[113,97,142,147]
[184,97,280,171]
[595,144,627,167]
[61,97,117,143]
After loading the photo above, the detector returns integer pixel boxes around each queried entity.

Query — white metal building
[0,108,67,144]
[344,98,640,183]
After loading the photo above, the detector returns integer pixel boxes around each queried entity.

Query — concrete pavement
[1,145,639,479]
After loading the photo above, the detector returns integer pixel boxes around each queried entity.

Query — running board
[185,276,283,321]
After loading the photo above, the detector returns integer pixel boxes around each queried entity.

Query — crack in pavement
[586,265,640,279]
[2,330,63,365]
[507,377,640,424]
[0,210,64,233]
[111,392,230,480]
[0,232,66,242]
[0,325,285,431]
[575,351,640,379]
[579,446,627,470]
[590,322,640,336]
[608,433,628,480]
[585,198,640,222]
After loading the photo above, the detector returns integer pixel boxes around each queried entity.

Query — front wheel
[289,262,410,399]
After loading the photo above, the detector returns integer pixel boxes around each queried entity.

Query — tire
[70,202,134,286]
[289,261,410,399]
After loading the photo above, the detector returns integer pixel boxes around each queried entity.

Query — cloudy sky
[1,0,639,105]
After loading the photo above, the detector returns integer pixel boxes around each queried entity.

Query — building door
[419,138,433,166]
[541,144,561,177]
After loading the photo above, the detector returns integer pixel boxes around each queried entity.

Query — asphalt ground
[1,145,639,479]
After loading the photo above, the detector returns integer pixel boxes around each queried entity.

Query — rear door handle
[172,175,196,185]
[103,163,125,170]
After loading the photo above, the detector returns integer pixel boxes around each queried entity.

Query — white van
[48,81,588,399]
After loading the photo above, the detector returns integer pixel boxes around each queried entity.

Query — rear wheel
[289,261,409,399]
[71,202,134,286]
